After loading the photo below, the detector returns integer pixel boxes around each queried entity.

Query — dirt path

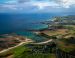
[31,39,53,45]
[0,39,33,54]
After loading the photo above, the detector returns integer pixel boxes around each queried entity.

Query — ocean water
[16,31,48,42]
[0,13,52,34]
[1,13,75,34]
[0,13,52,42]
[0,13,75,42]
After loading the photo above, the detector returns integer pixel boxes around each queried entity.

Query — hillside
[0,15,75,58]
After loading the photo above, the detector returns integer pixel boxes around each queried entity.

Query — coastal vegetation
[0,15,75,58]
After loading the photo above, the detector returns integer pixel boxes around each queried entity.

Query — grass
[0,38,56,58]
[41,26,75,53]
[13,44,32,58]
[0,43,29,57]
[1,25,75,58]
[15,53,56,58]
[57,39,75,52]
[13,44,56,58]
[42,29,68,36]
[38,33,57,39]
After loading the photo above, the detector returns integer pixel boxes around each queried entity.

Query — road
[0,38,53,55]
[0,39,33,54]
[31,39,53,45]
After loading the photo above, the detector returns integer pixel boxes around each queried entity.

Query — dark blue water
[0,13,75,42]
[0,13,75,34]
[0,13,52,34]
[0,13,52,42]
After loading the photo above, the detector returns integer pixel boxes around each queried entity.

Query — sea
[0,13,52,34]
[0,13,75,42]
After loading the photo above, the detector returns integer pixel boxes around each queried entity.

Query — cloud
[18,0,31,3]
[33,2,60,10]
[0,0,75,13]
[55,0,75,8]
[5,0,17,4]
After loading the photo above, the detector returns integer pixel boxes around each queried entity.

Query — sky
[0,0,75,13]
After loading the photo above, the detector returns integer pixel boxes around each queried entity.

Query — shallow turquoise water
[16,31,48,42]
